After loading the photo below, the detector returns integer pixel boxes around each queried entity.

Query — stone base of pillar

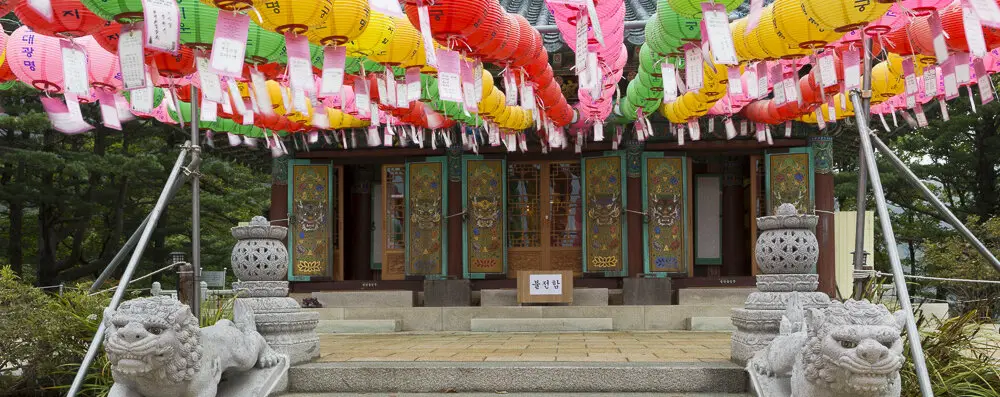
[622,277,673,305]
[235,287,320,366]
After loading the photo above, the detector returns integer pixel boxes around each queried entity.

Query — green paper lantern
[80,0,143,22]
[639,44,665,76]
[645,17,683,56]
[637,70,663,93]
[167,100,216,129]
[245,24,286,64]
[123,87,166,109]
[178,1,219,48]
[658,7,701,43]
[617,99,638,121]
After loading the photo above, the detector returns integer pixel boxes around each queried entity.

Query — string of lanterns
[1,0,999,151]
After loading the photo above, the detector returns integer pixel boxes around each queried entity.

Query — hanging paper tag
[96,90,122,130]
[114,93,135,122]
[924,67,938,97]
[406,67,421,103]
[756,62,768,97]
[965,0,1000,28]
[913,105,928,127]
[688,120,701,140]
[708,117,715,133]
[396,81,408,108]
[739,120,747,136]
[929,11,949,63]
[942,58,959,99]
[241,105,254,124]
[827,97,836,120]
[226,78,247,115]
[416,0,438,67]
[473,62,484,102]
[702,3,738,65]
[503,69,518,105]
[250,67,274,115]
[41,96,92,134]
[521,84,536,111]
[385,72,398,106]
[903,58,917,95]
[575,11,589,72]
[900,110,918,128]
[843,48,861,91]
[354,79,370,116]
[196,52,225,103]
[594,121,604,141]
[727,66,742,95]
[292,87,308,114]
[962,2,987,57]
[118,24,146,90]
[746,0,763,30]
[939,98,950,120]
[745,64,759,98]
[724,118,736,139]
[320,46,347,97]
[130,72,155,113]
[375,75,388,105]
[584,0,604,47]
[879,112,890,131]
[209,12,249,77]
[955,52,971,85]
[60,41,89,97]
[200,98,218,122]
[284,33,314,95]
[141,0,180,52]
[662,63,678,101]
[783,76,798,104]
[818,53,837,88]
[685,45,704,92]
[461,60,478,111]
[437,49,462,102]
[816,108,827,130]
[975,58,995,104]
[586,53,600,98]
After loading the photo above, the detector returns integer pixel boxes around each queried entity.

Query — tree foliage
[0,83,271,288]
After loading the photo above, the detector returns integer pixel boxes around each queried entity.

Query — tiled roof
[499,0,657,51]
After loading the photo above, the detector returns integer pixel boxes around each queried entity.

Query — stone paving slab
[283,393,751,396]
[317,331,732,363]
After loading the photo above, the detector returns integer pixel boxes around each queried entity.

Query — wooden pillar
[626,141,644,277]
[269,157,288,227]
[722,157,748,276]
[348,166,374,281]
[447,146,464,279]
[811,136,836,297]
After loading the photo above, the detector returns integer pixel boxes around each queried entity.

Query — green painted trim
[582,151,628,277]
[693,174,723,266]
[461,156,507,280]
[405,157,449,277]
[640,153,689,276]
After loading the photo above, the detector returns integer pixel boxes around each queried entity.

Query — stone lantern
[730,204,830,365]
[231,216,319,365]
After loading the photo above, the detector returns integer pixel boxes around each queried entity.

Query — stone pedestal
[231,217,320,366]
[731,204,829,365]
[623,277,673,305]
[424,279,471,307]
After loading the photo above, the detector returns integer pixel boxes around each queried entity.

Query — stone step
[287,362,748,393]
[480,288,609,306]
[678,288,755,306]
[686,317,737,332]
[281,393,752,396]
[312,291,415,308]
[470,317,613,332]
[315,320,402,334]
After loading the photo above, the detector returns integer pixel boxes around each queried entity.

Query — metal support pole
[189,84,202,321]
[853,36,875,300]
[67,144,191,397]
[871,134,1000,273]
[849,91,934,397]
[88,175,189,293]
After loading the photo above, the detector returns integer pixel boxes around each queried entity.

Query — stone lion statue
[103,296,280,397]
[748,294,906,397]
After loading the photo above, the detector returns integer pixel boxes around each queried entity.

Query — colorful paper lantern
[665,0,743,18]
[308,0,370,46]
[80,36,122,91]
[92,20,122,53]
[202,0,252,12]
[754,4,810,59]
[0,31,13,82]
[371,16,420,66]
[772,0,840,49]
[462,1,504,55]
[147,46,197,78]
[658,6,701,43]
[245,23,286,64]
[402,0,491,42]
[178,1,219,49]
[79,0,144,22]
[484,14,520,62]
[800,0,891,33]
[15,0,106,37]
[6,26,64,92]
[347,10,395,58]
[252,0,332,34]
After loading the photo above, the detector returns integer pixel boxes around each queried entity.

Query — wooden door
[381,164,406,280]
[463,157,506,278]
[288,162,344,281]
[641,154,690,276]
[582,154,627,276]
[507,161,583,277]
[405,159,448,277]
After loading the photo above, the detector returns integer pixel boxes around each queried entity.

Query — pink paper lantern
[6,26,65,93]
[79,36,123,92]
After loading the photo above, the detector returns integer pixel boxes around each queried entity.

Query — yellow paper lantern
[871,61,903,102]
[347,11,396,58]
[886,53,926,77]
[772,0,840,49]
[731,19,756,61]
[252,0,332,34]
[660,101,689,123]
[801,0,891,33]
[307,0,370,46]
[481,71,494,99]
[372,16,420,66]
[754,5,810,59]
[478,89,504,116]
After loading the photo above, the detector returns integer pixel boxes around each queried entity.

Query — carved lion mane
[103,296,202,383]
[795,299,906,396]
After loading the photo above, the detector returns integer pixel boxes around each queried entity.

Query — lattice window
[549,162,582,248]
[507,163,541,248]
[385,166,405,250]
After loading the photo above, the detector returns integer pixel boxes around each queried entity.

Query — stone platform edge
[307,305,742,332]
[288,361,748,393]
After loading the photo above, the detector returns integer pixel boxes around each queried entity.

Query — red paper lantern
[882,25,914,56]
[483,15,520,63]
[536,79,564,107]
[403,0,490,43]
[548,102,575,127]
[937,4,969,52]
[147,46,196,78]
[0,30,14,82]
[510,15,537,68]
[15,0,106,38]
[0,0,17,16]
[463,2,503,55]
[528,62,554,87]
[92,20,122,53]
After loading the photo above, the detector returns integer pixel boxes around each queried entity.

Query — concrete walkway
[317,331,732,363]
